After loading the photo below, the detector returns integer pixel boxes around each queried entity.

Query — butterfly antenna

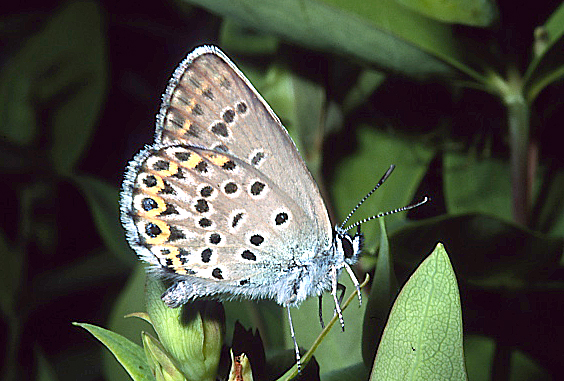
[339,165,396,229]
[343,196,430,232]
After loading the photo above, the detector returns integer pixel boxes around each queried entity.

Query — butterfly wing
[120,46,334,305]
[155,46,331,236]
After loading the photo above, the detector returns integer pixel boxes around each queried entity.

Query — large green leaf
[74,323,153,381]
[185,0,482,79]
[396,0,498,27]
[370,243,467,380]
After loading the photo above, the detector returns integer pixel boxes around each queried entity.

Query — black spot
[178,248,190,257]
[185,269,196,275]
[194,199,209,213]
[142,198,158,211]
[250,234,264,246]
[178,256,188,265]
[161,248,171,255]
[169,226,186,241]
[222,160,236,170]
[212,268,223,279]
[145,223,162,238]
[242,250,256,261]
[193,104,204,115]
[153,160,169,171]
[222,108,235,123]
[195,161,208,173]
[232,212,244,227]
[162,203,179,215]
[342,236,354,259]
[209,233,221,245]
[199,218,212,228]
[239,279,249,285]
[161,182,176,195]
[201,249,212,263]
[142,175,158,188]
[251,151,265,165]
[224,182,238,194]
[237,102,248,114]
[165,258,173,266]
[275,212,289,225]
[200,186,213,197]
[250,181,265,196]
[203,88,214,100]
[175,151,191,161]
[171,168,184,179]
[183,124,200,138]
[211,122,228,137]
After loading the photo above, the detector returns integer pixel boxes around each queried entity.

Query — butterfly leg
[344,262,362,306]
[331,266,345,331]
[287,306,301,372]
[318,295,325,329]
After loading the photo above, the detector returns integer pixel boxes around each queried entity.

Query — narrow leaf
[74,323,154,381]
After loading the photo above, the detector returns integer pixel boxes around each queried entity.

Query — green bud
[146,276,225,381]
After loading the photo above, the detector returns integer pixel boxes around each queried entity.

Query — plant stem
[506,87,530,226]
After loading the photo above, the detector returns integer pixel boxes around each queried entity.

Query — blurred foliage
[1,0,563,380]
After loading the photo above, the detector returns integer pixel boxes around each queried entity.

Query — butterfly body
[120,45,362,312]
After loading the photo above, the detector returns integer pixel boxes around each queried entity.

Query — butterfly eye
[340,235,355,259]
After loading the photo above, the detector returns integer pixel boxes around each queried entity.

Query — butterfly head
[334,225,363,267]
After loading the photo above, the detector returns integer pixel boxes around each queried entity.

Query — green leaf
[389,214,562,289]
[523,2,564,102]
[0,2,107,172]
[332,127,436,250]
[72,175,135,266]
[104,265,153,381]
[74,323,154,381]
[443,151,544,224]
[362,218,399,366]
[185,0,481,79]
[219,18,280,54]
[396,0,497,27]
[370,243,467,380]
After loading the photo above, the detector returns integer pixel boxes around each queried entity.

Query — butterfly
[119,45,426,369]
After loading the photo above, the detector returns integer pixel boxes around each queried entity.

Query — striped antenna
[342,196,430,232]
[339,165,396,229]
